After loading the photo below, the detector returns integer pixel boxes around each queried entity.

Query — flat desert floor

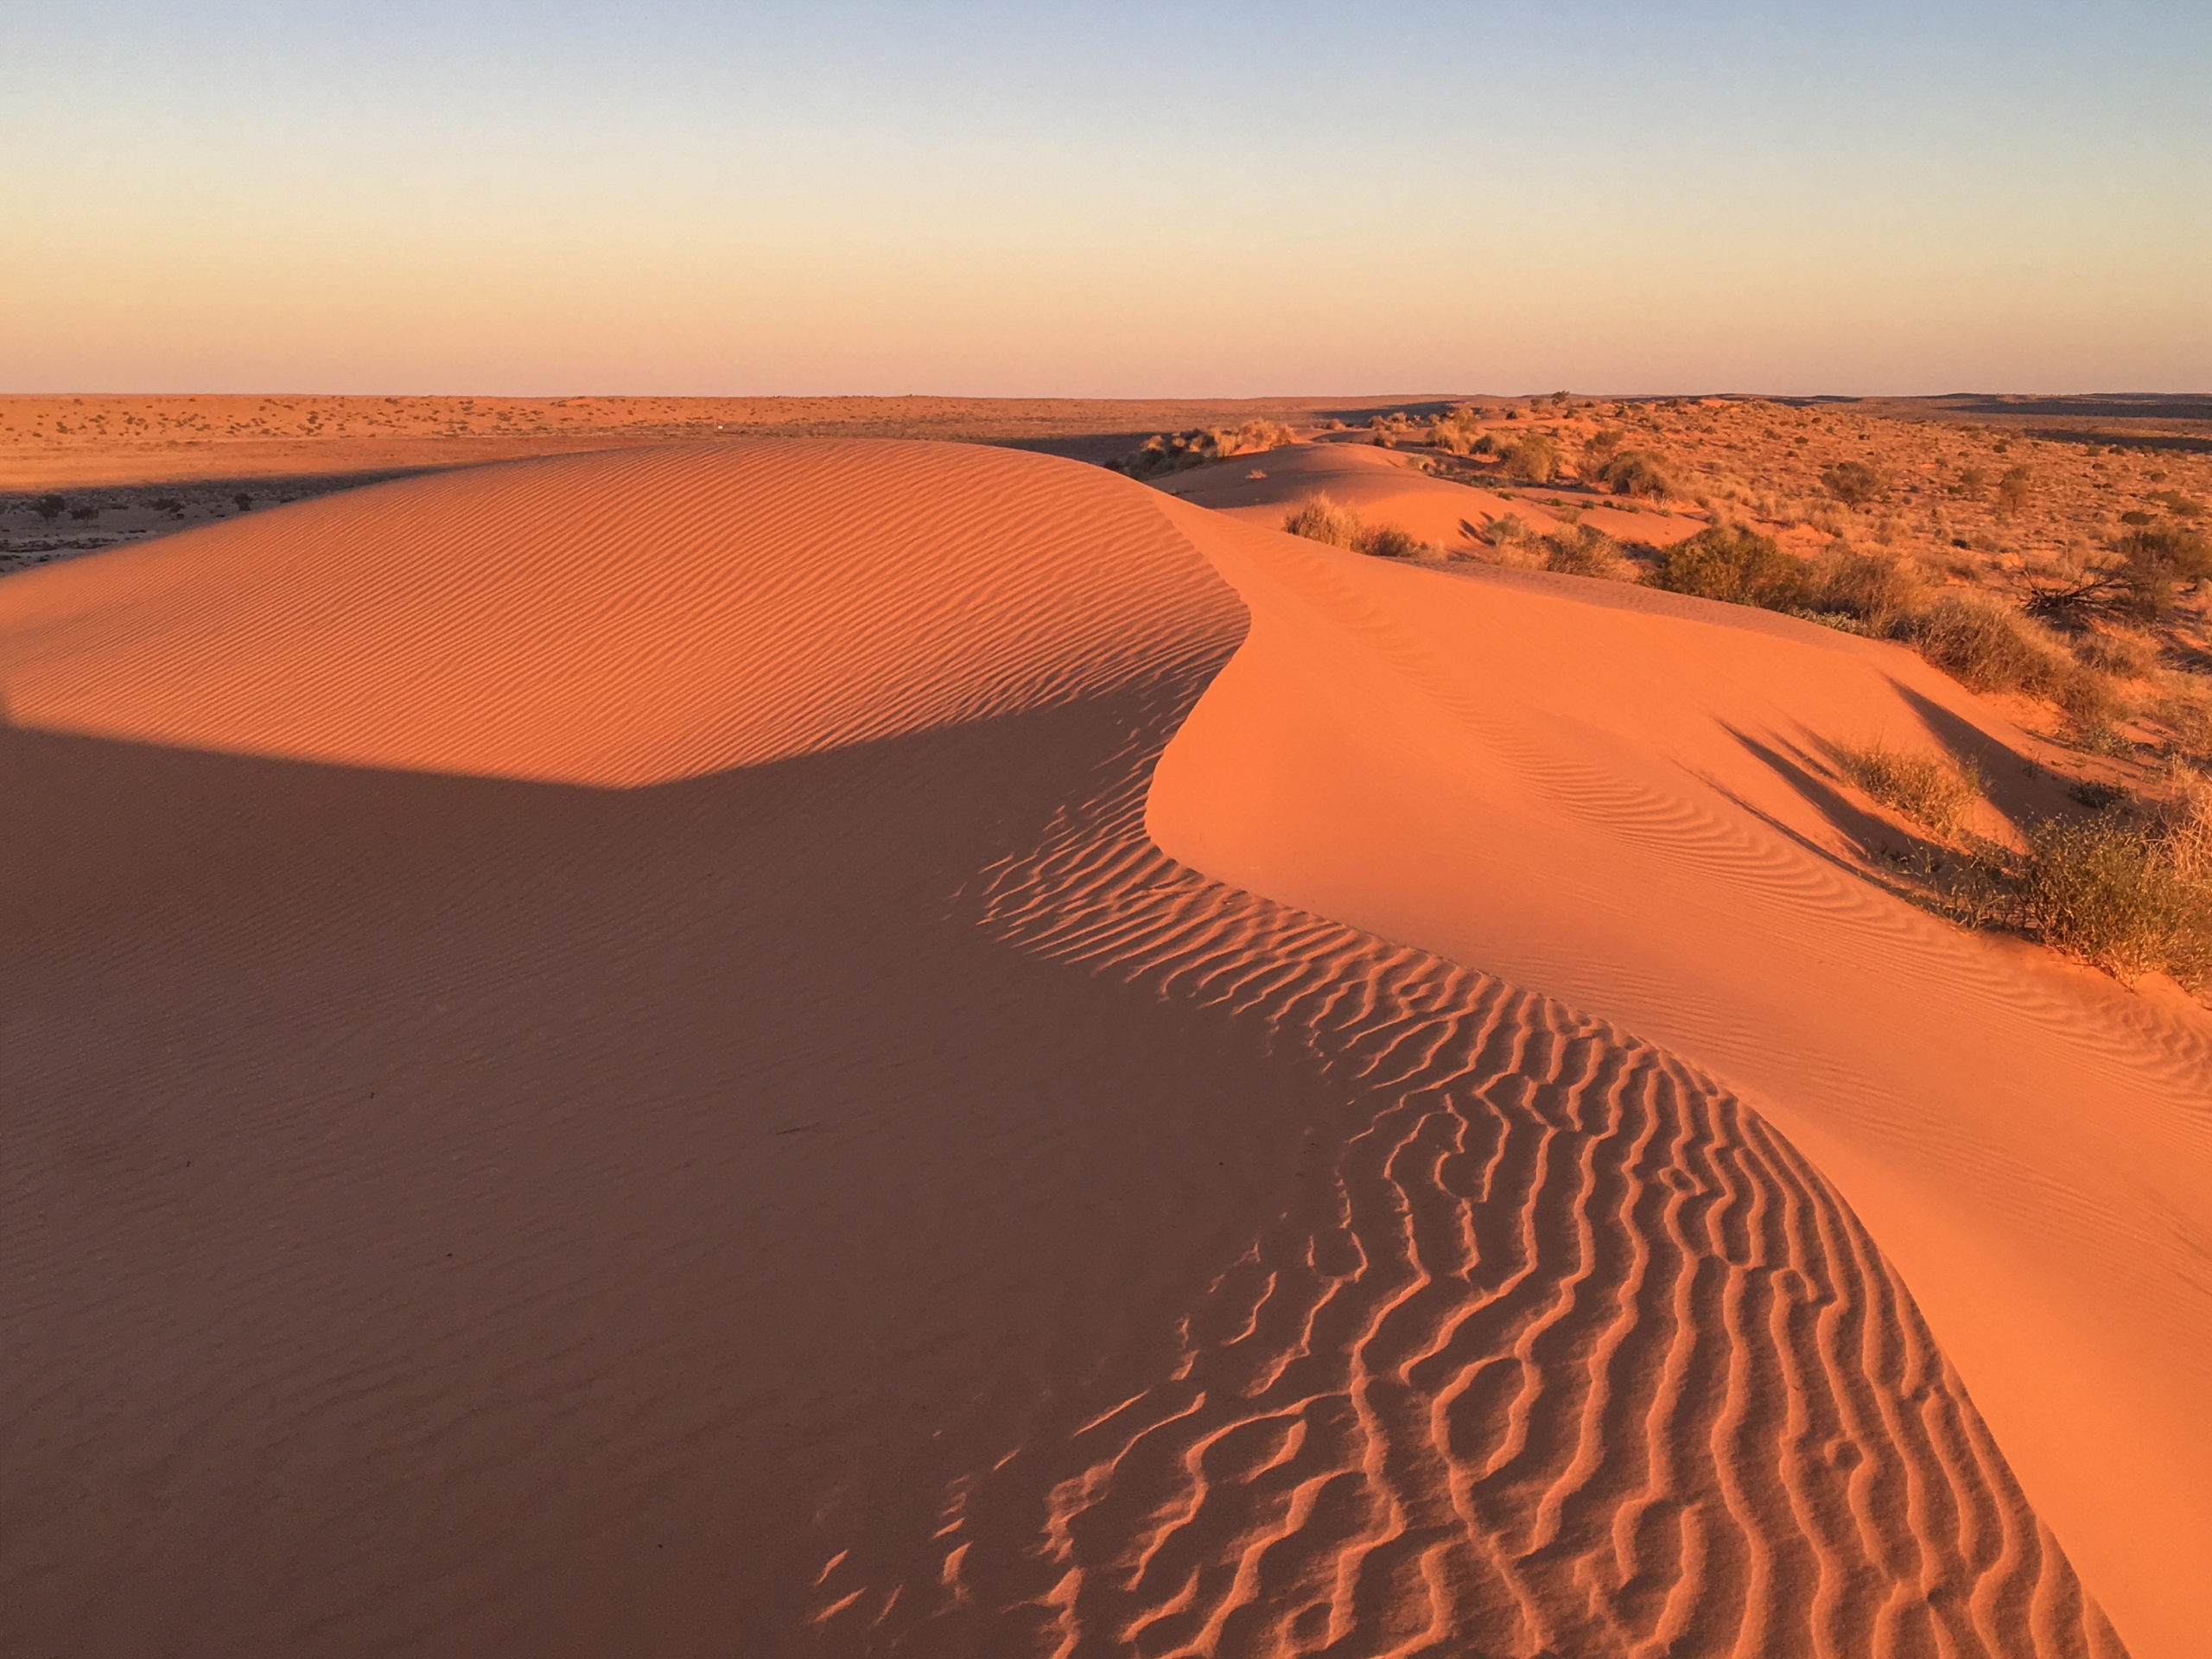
[5,421,2209,1657]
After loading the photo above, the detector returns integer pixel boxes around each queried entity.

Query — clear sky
[5,1,2208,396]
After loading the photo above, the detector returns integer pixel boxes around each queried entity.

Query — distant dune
[6,440,2204,1656]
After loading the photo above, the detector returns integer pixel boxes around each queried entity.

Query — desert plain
[5,392,2210,1659]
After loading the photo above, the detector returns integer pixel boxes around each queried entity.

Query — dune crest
[0,441,2164,1656]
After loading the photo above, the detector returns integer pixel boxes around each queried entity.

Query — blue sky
[5,1,2207,393]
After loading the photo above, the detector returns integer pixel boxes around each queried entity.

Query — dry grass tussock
[1833,741,1984,841]
[1846,749,2212,990]
[1282,493,1437,560]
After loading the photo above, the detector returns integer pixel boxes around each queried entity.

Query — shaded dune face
[2,442,2117,1656]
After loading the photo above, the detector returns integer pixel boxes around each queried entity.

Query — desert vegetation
[1111,419,1298,479]
[1282,493,1435,559]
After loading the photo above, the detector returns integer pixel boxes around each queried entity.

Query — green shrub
[1649,524,1813,609]
[1833,741,1984,840]
[1596,448,1675,499]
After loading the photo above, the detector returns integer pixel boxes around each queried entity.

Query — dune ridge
[0,440,2164,1656]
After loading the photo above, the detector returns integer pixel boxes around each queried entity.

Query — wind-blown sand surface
[5,440,2204,1656]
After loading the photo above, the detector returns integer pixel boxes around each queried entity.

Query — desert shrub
[1955,466,1990,499]
[1470,433,1500,458]
[2120,511,2154,527]
[2014,817,2212,985]
[2149,488,2204,518]
[1833,741,1984,840]
[1485,512,1533,548]
[2074,630,2158,679]
[1582,428,1625,467]
[1357,524,1430,559]
[1428,422,1471,455]
[232,492,254,512]
[1502,433,1560,484]
[1541,523,1628,578]
[1318,416,1345,431]
[1283,493,1364,549]
[1997,465,2036,515]
[35,493,64,520]
[1595,448,1675,499]
[1906,596,2074,697]
[1113,420,1295,478]
[2115,523,2212,619]
[1812,545,1923,632]
[151,495,182,512]
[69,505,99,520]
[1649,524,1813,610]
[1822,460,1885,506]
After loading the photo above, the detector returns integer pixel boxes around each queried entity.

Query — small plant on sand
[2012,811,2212,985]
[1649,524,1813,610]
[1997,465,2036,516]
[1541,523,1627,578]
[1358,524,1431,559]
[1283,493,1364,549]
[1281,494,1433,559]
[1833,741,1984,841]
[35,493,65,520]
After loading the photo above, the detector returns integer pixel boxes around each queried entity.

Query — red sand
[6,439,2202,1656]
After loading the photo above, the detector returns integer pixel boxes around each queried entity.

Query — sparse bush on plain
[1501,433,1561,484]
[1113,420,1297,479]
[2028,523,2212,621]
[35,493,65,520]
[1649,523,1813,610]
[1821,460,1885,506]
[1833,740,1985,840]
[2074,630,2158,679]
[2116,523,2212,619]
[1595,448,1675,500]
[1428,422,1471,455]
[1997,465,2036,515]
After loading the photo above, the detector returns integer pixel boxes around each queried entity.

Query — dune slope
[0,440,2145,1656]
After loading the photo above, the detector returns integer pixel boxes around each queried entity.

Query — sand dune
[3,439,2192,1656]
